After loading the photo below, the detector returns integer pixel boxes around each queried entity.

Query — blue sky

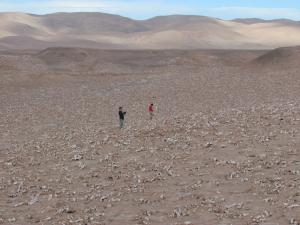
[0,0,300,20]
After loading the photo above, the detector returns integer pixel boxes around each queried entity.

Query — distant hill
[252,46,300,68]
[232,18,300,25]
[1,12,300,50]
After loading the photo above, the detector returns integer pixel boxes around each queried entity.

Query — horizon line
[0,11,299,22]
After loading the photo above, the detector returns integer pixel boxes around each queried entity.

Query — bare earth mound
[1,47,265,74]
[252,46,300,68]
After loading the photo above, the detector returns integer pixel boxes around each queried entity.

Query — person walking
[118,107,126,129]
[148,103,154,120]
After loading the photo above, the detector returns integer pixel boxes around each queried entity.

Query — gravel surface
[0,48,300,225]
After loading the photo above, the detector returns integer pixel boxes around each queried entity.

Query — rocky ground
[0,48,300,225]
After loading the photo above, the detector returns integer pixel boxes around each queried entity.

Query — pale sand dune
[0,12,54,37]
[1,12,300,49]
[221,20,300,47]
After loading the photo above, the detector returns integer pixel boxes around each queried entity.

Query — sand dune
[1,12,300,50]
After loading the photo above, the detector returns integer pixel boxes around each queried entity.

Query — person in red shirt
[148,103,154,120]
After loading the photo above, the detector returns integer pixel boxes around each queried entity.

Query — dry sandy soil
[0,46,300,225]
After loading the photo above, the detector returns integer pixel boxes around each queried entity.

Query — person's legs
[150,112,154,120]
[119,119,124,128]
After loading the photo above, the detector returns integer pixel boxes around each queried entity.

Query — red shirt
[149,105,154,112]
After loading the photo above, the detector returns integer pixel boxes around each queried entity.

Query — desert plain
[0,12,300,225]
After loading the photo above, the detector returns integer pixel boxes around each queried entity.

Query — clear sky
[0,0,300,20]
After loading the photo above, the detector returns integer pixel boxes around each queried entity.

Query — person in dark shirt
[118,107,126,129]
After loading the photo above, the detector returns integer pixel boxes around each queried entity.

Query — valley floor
[0,49,300,225]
